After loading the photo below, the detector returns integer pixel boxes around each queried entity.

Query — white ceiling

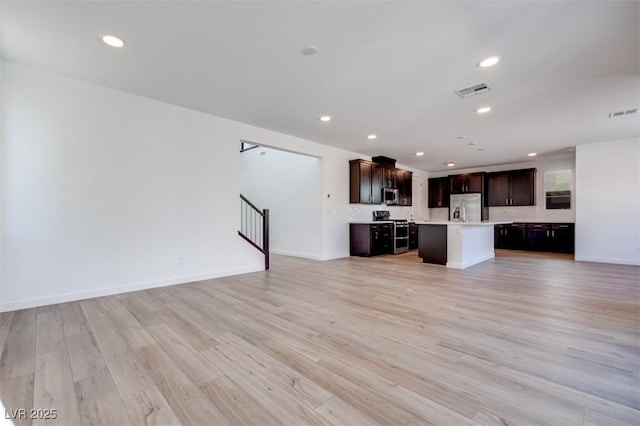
[2,1,639,172]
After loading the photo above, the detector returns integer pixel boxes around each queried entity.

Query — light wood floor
[1,251,639,425]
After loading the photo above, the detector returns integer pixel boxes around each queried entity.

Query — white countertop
[415,220,513,226]
[349,221,394,224]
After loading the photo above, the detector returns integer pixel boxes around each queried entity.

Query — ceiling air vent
[609,108,638,118]
[454,83,491,98]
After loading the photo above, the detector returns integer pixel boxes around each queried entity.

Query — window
[544,169,571,209]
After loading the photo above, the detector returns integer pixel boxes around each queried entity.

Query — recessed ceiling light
[102,34,125,48]
[446,162,455,167]
[302,45,318,56]
[319,116,331,122]
[367,134,377,140]
[478,148,485,151]
[467,142,476,146]
[477,106,492,114]
[416,152,424,156]
[479,56,500,68]
[528,152,537,157]
[456,136,465,139]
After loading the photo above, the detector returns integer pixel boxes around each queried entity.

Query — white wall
[1,60,269,312]
[428,156,576,223]
[240,146,323,259]
[2,60,430,311]
[575,138,640,265]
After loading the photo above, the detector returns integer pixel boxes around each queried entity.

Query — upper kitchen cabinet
[383,167,396,189]
[350,159,383,204]
[450,172,484,194]
[350,159,412,205]
[428,177,450,208]
[486,168,536,206]
[396,169,413,206]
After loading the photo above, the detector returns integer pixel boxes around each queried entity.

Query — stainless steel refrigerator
[450,193,482,222]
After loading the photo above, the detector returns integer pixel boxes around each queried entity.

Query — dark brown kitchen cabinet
[494,223,527,250]
[350,159,412,205]
[383,167,396,189]
[418,224,447,265]
[350,159,383,204]
[550,223,575,254]
[409,222,418,250]
[350,223,393,257]
[526,223,574,254]
[496,222,574,254]
[396,169,413,206]
[486,169,535,206]
[428,177,450,208]
[450,172,484,194]
[526,223,552,252]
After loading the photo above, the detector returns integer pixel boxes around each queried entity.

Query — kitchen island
[416,221,512,269]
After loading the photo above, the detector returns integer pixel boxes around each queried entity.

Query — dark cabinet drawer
[495,223,574,254]
[350,223,393,257]
[371,223,393,256]
[526,224,551,251]
[495,223,526,250]
[408,223,418,250]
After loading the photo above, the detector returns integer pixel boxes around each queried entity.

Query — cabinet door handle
[546,230,549,237]
[552,230,555,237]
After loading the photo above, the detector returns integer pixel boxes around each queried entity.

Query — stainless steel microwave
[382,187,399,205]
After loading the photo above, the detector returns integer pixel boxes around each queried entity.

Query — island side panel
[448,224,496,269]
[418,224,447,265]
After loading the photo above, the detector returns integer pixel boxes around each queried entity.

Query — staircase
[238,194,270,270]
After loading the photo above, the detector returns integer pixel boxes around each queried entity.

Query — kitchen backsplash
[488,206,575,223]
[428,206,575,223]
[349,204,425,221]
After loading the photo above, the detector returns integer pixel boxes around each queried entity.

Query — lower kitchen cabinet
[418,224,447,265]
[550,223,575,254]
[350,223,393,257]
[494,223,526,250]
[409,222,418,250]
[526,223,551,251]
[495,222,575,254]
[526,223,575,254]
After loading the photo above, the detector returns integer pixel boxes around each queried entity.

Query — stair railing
[238,194,270,270]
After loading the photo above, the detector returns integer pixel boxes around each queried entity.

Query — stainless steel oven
[373,211,409,254]
[393,220,409,254]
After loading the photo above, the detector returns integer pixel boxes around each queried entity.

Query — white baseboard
[447,253,495,270]
[320,252,350,261]
[269,249,349,261]
[270,249,325,261]
[574,256,640,266]
[0,265,264,313]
